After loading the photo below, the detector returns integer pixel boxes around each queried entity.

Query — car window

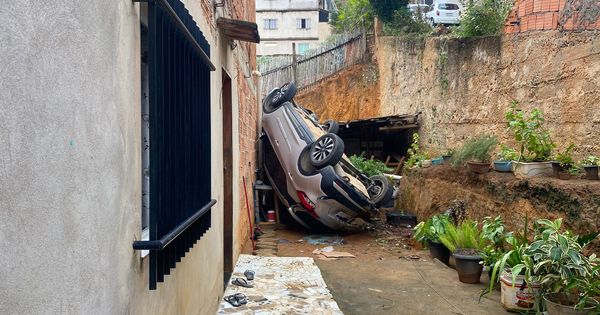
[438,3,460,10]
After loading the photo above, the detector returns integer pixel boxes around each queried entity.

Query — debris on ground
[303,234,345,245]
[312,247,355,260]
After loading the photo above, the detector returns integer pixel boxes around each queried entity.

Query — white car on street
[426,1,462,26]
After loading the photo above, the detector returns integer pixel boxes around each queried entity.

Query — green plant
[555,143,576,167]
[349,155,393,177]
[497,144,518,161]
[413,213,452,244]
[481,216,507,268]
[382,8,432,35]
[438,220,483,253]
[454,0,512,37]
[405,133,426,168]
[525,219,600,310]
[582,155,600,166]
[370,0,408,23]
[451,134,498,167]
[330,0,374,33]
[505,101,556,162]
[443,148,455,157]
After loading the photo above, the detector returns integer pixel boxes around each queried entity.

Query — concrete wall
[376,31,600,159]
[0,0,257,314]
[257,11,322,55]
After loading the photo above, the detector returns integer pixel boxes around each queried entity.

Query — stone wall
[377,31,600,159]
[294,62,381,122]
[505,0,600,33]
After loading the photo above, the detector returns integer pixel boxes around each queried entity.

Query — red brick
[525,0,534,14]
[533,0,542,12]
[518,1,527,16]
[559,0,566,10]
[535,14,545,29]
[541,0,550,11]
[549,0,560,11]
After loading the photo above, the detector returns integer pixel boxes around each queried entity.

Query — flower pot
[442,155,452,163]
[583,165,599,180]
[427,240,450,265]
[493,160,513,172]
[512,161,553,178]
[500,271,540,312]
[431,157,444,165]
[421,160,432,168]
[544,293,598,315]
[385,211,417,227]
[448,254,456,269]
[466,161,490,174]
[453,252,483,283]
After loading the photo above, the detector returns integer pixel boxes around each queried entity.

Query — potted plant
[581,155,599,180]
[442,149,455,163]
[405,133,427,169]
[413,214,452,265]
[480,216,506,279]
[451,135,498,174]
[493,145,518,173]
[525,219,600,314]
[438,220,484,283]
[505,101,556,178]
[552,143,580,180]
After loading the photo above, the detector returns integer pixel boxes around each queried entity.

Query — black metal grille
[133,0,215,290]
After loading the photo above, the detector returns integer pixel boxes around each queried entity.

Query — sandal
[244,270,255,281]
[234,293,248,304]
[232,277,254,288]
[224,294,241,307]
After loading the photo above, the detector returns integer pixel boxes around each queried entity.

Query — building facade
[257,0,333,55]
[0,0,258,314]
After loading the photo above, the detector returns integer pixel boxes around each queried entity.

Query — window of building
[296,18,311,29]
[264,19,278,29]
[134,0,216,290]
[297,43,310,54]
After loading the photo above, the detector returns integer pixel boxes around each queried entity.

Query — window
[438,3,460,10]
[296,18,311,29]
[133,0,216,290]
[264,19,277,29]
[297,43,310,54]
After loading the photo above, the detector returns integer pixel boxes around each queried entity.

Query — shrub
[382,8,432,36]
[505,101,555,162]
[438,220,483,253]
[582,155,600,166]
[497,144,518,161]
[349,155,393,177]
[330,0,374,33]
[370,0,408,23]
[451,134,498,167]
[413,213,452,244]
[455,0,512,37]
[405,133,426,168]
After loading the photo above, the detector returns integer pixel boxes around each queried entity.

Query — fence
[260,31,367,97]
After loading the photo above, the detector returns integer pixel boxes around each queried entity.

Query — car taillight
[297,191,319,218]
[436,10,440,16]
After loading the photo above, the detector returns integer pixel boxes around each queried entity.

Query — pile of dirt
[398,165,600,251]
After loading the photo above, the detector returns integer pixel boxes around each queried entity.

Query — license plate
[446,13,454,17]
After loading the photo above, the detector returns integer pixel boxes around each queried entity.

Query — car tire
[309,133,344,169]
[262,82,297,113]
[322,120,339,134]
[368,175,394,207]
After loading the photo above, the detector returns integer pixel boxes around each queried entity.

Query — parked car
[261,82,394,231]
[407,4,431,20]
[426,1,462,26]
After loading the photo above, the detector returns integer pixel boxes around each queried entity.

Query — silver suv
[261,82,394,231]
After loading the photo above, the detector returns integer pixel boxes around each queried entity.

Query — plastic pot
[442,155,452,163]
[385,211,417,227]
[431,157,444,165]
[583,166,599,180]
[466,161,490,174]
[544,293,598,315]
[493,160,513,172]
[500,270,540,312]
[453,252,483,283]
[512,161,553,178]
[427,240,450,265]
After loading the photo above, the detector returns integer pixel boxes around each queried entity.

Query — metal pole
[292,42,298,83]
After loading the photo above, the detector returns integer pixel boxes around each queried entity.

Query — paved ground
[272,225,506,315]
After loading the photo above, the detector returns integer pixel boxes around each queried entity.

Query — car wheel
[309,133,344,169]
[322,120,339,134]
[368,175,394,207]
[262,82,297,113]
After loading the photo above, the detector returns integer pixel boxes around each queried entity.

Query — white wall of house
[0,1,255,314]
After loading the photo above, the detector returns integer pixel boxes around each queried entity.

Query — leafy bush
[370,0,408,23]
[405,133,426,168]
[582,155,600,166]
[330,0,374,33]
[413,213,452,244]
[451,134,498,167]
[555,143,576,167]
[349,155,392,177]
[382,8,432,36]
[455,0,512,37]
[438,220,483,253]
[497,144,518,161]
[505,101,555,162]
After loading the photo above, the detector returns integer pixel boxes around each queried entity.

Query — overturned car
[261,82,394,231]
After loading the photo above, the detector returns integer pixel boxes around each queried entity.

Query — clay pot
[466,161,490,174]
[544,293,598,315]
[427,240,450,265]
[453,252,483,284]
[583,166,599,180]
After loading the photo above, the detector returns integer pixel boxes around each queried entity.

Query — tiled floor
[217,255,343,314]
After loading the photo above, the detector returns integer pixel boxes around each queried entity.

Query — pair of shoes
[231,277,253,288]
[224,293,247,307]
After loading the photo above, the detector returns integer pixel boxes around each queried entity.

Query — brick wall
[505,0,600,33]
